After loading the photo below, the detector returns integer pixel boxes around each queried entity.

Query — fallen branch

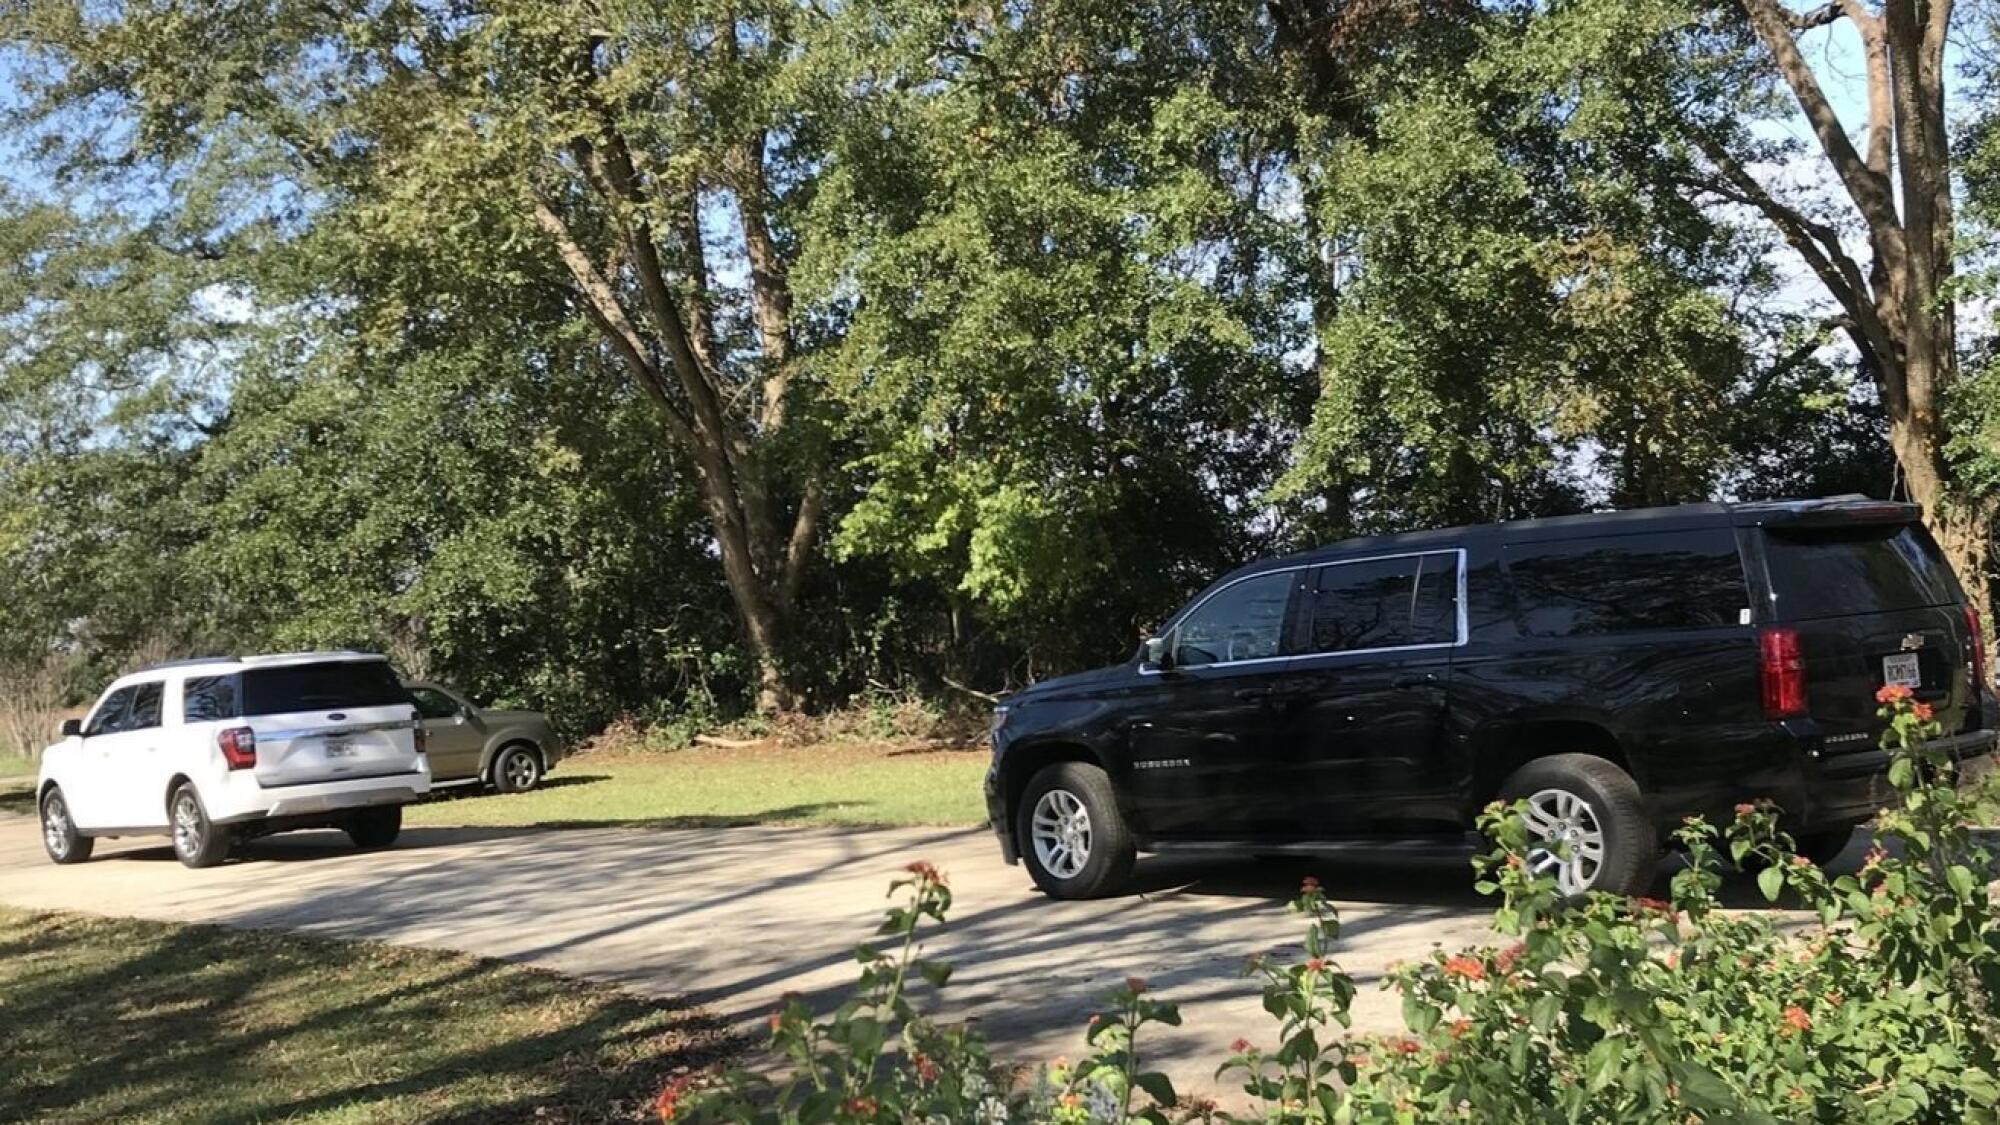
[940,674,1004,705]
[693,734,763,749]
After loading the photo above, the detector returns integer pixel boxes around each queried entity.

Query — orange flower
[1306,957,1327,973]
[1392,1037,1422,1055]
[1632,896,1673,915]
[655,1076,694,1122]
[913,1052,941,1083]
[1448,1019,1472,1039]
[1443,954,1486,982]
[1125,975,1149,994]
[1876,684,1914,704]
[903,860,945,885]
[1913,701,1935,722]
[1496,942,1527,975]
[1783,1005,1813,1033]
[1734,802,1758,818]
[846,1096,879,1115]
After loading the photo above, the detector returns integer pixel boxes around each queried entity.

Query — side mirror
[1143,636,1172,670]
[59,718,82,739]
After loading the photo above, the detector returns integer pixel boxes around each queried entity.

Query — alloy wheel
[502,749,539,790]
[1521,787,1605,896]
[172,791,203,859]
[1030,788,1093,880]
[42,793,71,858]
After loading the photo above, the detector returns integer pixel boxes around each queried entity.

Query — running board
[1149,835,1481,859]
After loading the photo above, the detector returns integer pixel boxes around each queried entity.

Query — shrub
[668,686,2000,1122]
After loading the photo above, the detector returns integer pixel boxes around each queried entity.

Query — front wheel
[346,805,403,849]
[40,786,94,865]
[1017,761,1136,900]
[491,745,543,794]
[1497,754,1656,898]
[170,784,232,869]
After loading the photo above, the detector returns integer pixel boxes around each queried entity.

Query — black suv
[985,498,1997,899]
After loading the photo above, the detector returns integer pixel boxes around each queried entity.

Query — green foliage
[674,692,2000,1122]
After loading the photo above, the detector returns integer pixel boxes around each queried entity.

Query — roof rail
[133,656,239,673]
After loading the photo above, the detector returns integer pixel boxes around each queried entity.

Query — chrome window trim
[1141,547,1467,675]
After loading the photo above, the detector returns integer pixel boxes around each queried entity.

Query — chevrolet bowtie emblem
[1901,633,1925,652]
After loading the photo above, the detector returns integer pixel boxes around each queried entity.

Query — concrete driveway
[0,811,1509,1100]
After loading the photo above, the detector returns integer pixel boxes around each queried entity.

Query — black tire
[1793,827,1857,869]
[1016,761,1136,900]
[490,744,544,794]
[39,786,93,865]
[346,805,403,849]
[169,783,232,869]
[1497,753,1657,898]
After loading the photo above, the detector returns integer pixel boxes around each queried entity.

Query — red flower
[913,1052,941,1083]
[1300,875,1321,893]
[1443,954,1486,982]
[1306,957,1327,973]
[1734,802,1758,818]
[1877,684,1914,704]
[655,1076,695,1122]
[903,860,944,884]
[1783,1005,1813,1033]
[1792,855,1814,868]
[1125,975,1148,994]
[1448,1018,1472,1039]
[1496,942,1527,975]
[1913,701,1935,722]
[1351,1052,1372,1068]
[1632,896,1672,915]
[1231,1037,1254,1053]
[1392,1037,1422,1055]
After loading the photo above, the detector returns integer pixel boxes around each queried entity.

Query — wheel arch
[164,773,195,815]
[484,738,546,781]
[1470,717,1638,813]
[998,739,1109,850]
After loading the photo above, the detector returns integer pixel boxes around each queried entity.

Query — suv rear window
[1507,530,1747,637]
[1763,523,1961,619]
[241,661,409,716]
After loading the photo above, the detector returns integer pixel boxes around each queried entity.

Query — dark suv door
[1279,550,1462,833]
[1122,567,1309,838]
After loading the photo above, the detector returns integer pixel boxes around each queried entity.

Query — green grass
[0,754,37,777]
[0,907,732,1124]
[407,743,990,830]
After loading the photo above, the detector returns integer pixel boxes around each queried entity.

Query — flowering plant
[669,690,2000,1122]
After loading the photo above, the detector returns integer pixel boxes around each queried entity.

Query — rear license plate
[324,738,357,758]
[1882,652,1922,689]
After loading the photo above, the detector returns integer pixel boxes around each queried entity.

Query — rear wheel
[1498,754,1656,898]
[491,745,543,794]
[346,806,403,849]
[39,786,93,865]
[170,784,231,869]
[1017,761,1135,900]
[1793,827,1857,869]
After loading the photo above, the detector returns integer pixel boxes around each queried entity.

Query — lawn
[407,741,990,830]
[0,753,35,777]
[0,907,732,1124]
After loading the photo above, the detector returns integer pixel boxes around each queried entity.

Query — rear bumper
[1800,727,1998,828]
[210,771,430,825]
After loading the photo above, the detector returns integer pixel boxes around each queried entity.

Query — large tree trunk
[1716,0,1992,627]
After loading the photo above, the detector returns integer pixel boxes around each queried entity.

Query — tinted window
[1306,552,1460,654]
[409,687,461,720]
[127,681,164,731]
[183,675,241,722]
[241,661,409,716]
[1174,571,1296,667]
[1508,530,1746,637]
[84,687,135,737]
[1764,524,1961,619]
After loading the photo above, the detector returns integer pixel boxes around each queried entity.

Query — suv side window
[84,687,135,737]
[1306,551,1460,654]
[409,687,461,720]
[126,681,164,731]
[1173,571,1297,667]
[183,675,241,722]
[1507,530,1746,637]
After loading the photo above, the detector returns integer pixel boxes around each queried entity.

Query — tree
[1686,0,1992,613]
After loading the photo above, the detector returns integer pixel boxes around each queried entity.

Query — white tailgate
[248,703,421,787]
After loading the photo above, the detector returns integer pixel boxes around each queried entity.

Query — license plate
[1882,652,1922,689]
[324,739,357,758]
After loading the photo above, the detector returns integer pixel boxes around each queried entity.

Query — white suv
[36,652,432,868]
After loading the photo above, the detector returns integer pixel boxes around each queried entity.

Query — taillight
[1760,627,1808,719]
[414,722,429,756]
[218,727,257,770]
[1968,605,1990,694]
